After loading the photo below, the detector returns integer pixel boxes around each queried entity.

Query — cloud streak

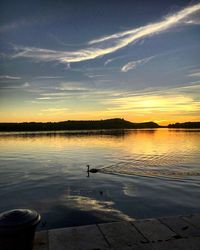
[121,56,154,72]
[12,3,200,63]
[102,83,200,116]
[41,108,68,112]
[0,19,30,33]
[189,72,200,78]
[34,76,65,79]
[0,75,21,80]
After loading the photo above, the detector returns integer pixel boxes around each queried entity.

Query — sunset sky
[0,0,200,125]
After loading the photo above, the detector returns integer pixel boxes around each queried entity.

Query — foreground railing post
[0,209,41,250]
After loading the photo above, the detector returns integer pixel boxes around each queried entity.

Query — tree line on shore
[0,118,199,131]
[168,122,200,128]
[0,118,159,131]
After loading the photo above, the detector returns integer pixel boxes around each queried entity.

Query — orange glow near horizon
[0,110,199,125]
[0,84,199,125]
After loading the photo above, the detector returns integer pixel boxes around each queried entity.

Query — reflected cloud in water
[122,183,138,198]
[60,194,133,221]
[1,128,200,230]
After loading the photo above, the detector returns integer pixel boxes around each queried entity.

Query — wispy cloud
[36,97,64,100]
[104,55,129,65]
[0,82,30,89]
[121,56,154,72]
[41,108,68,112]
[0,20,27,33]
[0,17,42,33]
[34,76,65,79]
[40,88,89,95]
[12,3,200,63]
[189,72,200,78]
[184,13,200,25]
[23,82,30,87]
[86,73,105,78]
[0,75,21,80]
[103,84,200,115]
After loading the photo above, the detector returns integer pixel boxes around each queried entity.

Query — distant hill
[168,122,200,128]
[0,118,160,131]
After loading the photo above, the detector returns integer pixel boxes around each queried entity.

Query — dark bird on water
[87,165,99,173]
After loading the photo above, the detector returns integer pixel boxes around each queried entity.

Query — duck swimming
[87,165,99,173]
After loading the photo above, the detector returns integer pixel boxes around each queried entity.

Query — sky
[0,0,200,125]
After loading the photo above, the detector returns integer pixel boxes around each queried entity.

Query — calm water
[0,128,200,230]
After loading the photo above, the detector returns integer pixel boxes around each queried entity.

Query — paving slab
[98,221,148,249]
[33,214,200,250]
[182,214,200,229]
[33,231,48,250]
[110,244,155,250]
[132,218,176,242]
[48,224,109,250]
[159,216,200,237]
[151,237,200,250]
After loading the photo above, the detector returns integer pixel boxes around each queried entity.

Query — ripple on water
[0,128,200,228]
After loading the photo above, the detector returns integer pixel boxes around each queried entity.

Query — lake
[0,128,200,230]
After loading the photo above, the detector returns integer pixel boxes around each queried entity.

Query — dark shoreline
[0,118,160,132]
[0,118,199,132]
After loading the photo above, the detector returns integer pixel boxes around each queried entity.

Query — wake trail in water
[95,158,200,178]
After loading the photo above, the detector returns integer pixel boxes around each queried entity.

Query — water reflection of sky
[0,129,200,230]
[60,194,132,221]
